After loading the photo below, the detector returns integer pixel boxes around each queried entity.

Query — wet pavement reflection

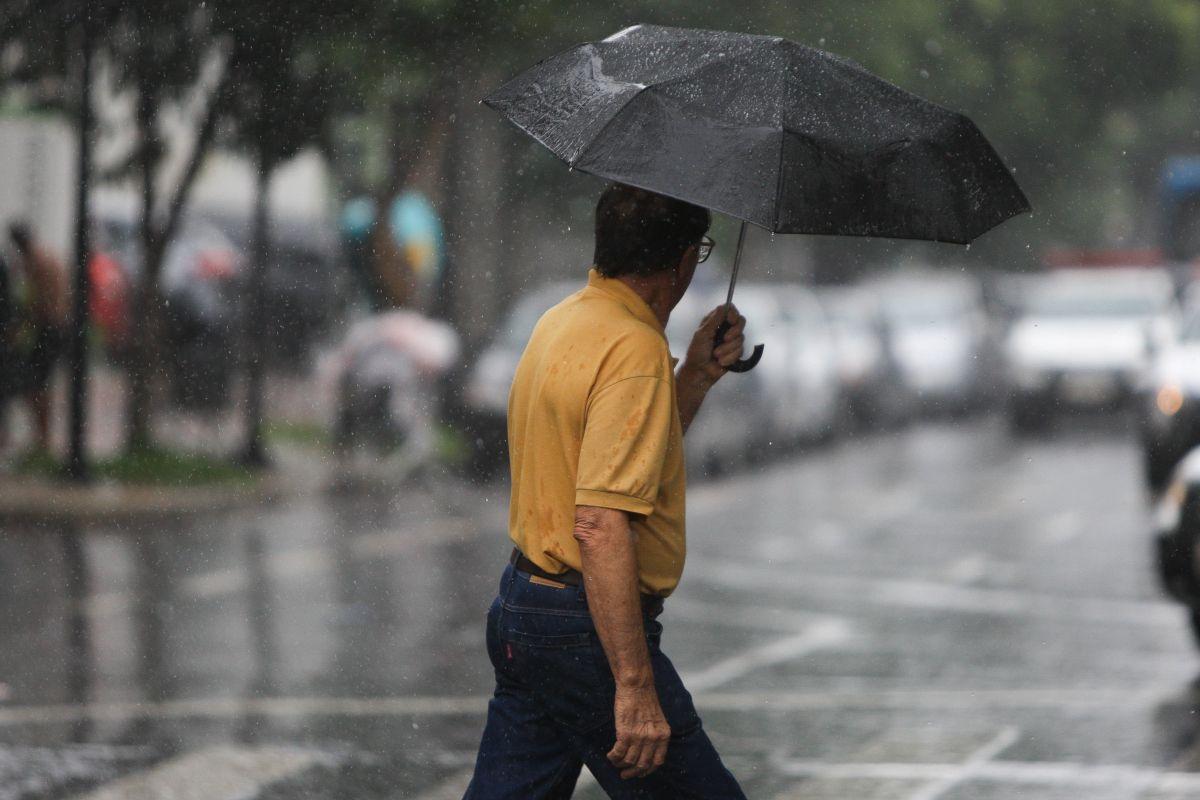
[3,415,1200,798]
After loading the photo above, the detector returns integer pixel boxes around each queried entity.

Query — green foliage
[16,445,257,486]
[322,0,1200,252]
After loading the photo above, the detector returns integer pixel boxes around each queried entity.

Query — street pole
[67,0,94,482]
[240,147,271,467]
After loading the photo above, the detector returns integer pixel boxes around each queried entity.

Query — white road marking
[71,745,324,800]
[904,726,1019,800]
[1039,510,1083,544]
[0,687,1177,729]
[688,561,1184,627]
[772,754,1200,793]
[942,554,988,585]
[411,767,476,800]
[667,597,845,634]
[681,619,852,692]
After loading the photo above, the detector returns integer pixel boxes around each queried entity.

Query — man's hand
[607,683,671,779]
[681,304,747,386]
[676,305,747,434]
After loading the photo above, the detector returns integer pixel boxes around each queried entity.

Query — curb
[0,473,290,527]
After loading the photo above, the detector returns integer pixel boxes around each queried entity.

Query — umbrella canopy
[483,24,1029,244]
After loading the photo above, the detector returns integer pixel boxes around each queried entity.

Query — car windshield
[1181,309,1200,341]
[1025,283,1167,319]
[885,292,970,326]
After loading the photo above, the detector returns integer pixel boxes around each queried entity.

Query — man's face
[667,241,702,311]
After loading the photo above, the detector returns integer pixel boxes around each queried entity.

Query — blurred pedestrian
[464,184,749,799]
[9,222,69,455]
[0,251,14,452]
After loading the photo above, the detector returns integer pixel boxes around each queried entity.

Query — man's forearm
[574,505,654,687]
[675,364,714,435]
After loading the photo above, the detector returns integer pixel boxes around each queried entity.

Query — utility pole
[67,0,94,482]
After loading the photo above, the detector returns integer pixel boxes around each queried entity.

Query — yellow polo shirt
[507,269,687,596]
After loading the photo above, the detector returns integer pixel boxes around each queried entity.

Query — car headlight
[1156,383,1186,417]
[1156,478,1188,531]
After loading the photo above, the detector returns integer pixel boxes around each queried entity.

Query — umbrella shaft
[724,220,748,308]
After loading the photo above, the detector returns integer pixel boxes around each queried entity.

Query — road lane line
[412,767,476,800]
[667,597,846,634]
[687,561,1184,626]
[0,687,1181,728]
[942,555,988,585]
[904,726,1019,800]
[772,756,1200,792]
[70,745,325,800]
[681,619,852,692]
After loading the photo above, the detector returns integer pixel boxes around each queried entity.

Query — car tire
[1188,608,1200,652]
[1144,445,1177,493]
[1008,399,1049,435]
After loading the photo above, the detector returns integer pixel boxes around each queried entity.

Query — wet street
[3,415,1200,799]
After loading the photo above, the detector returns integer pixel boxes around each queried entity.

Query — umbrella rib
[772,126,786,233]
[567,84,652,169]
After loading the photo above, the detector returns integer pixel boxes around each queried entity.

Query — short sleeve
[576,376,673,516]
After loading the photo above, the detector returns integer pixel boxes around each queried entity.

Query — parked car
[666,286,765,476]
[876,274,997,415]
[1150,447,1200,648]
[667,282,842,475]
[463,281,578,475]
[819,286,914,429]
[774,284,843,444]
[1003,268,1177,433]
[1139,304,1200,489]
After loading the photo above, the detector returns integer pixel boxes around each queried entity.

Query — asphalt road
[2,414,1200,799]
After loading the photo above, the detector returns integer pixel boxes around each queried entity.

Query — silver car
[1004,268,1177,433]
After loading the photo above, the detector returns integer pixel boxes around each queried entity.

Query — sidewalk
[0,360,338,524]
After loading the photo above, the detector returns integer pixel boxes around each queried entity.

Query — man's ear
[674,246,696,280]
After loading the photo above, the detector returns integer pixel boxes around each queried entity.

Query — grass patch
[263,419,331,449]
[14,447,258,487]
[436,423,471,468]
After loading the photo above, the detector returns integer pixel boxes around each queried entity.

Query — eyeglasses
[697,235,715,264]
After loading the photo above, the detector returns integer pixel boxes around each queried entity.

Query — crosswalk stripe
[71,745,324,800]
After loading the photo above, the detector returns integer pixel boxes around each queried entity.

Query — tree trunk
[124,77,158,454]
[239,147,272,467]
[67,5,93,481]
[122,54,228,456]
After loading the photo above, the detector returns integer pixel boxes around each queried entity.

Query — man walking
[465,184,749,798]
[10,222,69,454]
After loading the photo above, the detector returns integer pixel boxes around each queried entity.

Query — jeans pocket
[499,609,610,733]
[484,596,503,671]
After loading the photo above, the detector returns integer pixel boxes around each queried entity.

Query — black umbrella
[484,24,1030,372]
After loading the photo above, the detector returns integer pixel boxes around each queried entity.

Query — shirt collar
[586,268,665,336]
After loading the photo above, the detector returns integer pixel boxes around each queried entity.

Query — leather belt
[510,548,583,587]
[508,548,665,616]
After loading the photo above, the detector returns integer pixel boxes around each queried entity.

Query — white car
[669,282,842,475]
[819,285,913,429]
[463,281,578,474]
[1004,268,1177,432]
[774,285,843,444]
[1139,302,1200,488]
[876,274,997,415]
[667,288,767,476]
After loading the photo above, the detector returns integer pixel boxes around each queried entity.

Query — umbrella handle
[713,320,764,373]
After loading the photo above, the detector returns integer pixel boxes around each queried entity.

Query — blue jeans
[463,565,747,799]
